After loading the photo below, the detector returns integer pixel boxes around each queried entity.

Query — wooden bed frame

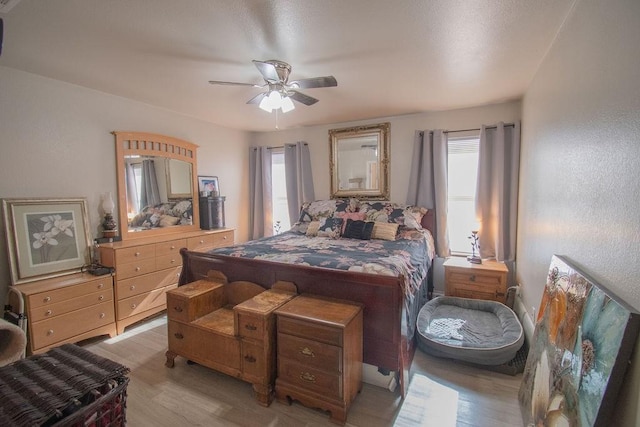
[178,211,435,396]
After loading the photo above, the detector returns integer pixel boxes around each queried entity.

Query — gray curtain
[284,142,315,225]
[140,159,160,208]
[125,163,139,213]
[249,146,273,239]
[475,122,520,262]
[406,129,450,257]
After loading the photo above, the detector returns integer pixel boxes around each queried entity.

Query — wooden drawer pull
[47,329,54,336]
[174,332,184,339]
[300,347,315,357]
[244,355,256,363]
[135,252,141,257]
[300,372,316,383]
[174,306,183,313]
[170,245,176,249]
[97,283,104,289]
[170,259,176,264]
[130,285,136,290]
[99,313,106,319]
[135,267,141,272]
[43,296,51,303]
[469,275,476,282]
[45,310,52,316]
[130,303,137,309]
[98,295,104,301]
[244,324,257,331]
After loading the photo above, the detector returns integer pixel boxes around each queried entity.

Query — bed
[178,199,436,395]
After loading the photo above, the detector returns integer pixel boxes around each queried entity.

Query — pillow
[297,199,358,223]
[159,215,180,227]
[342,219,374,240]
[306,217,343,239]
[335,211,367,233]
[359,201,427,229]
[371,222,399,241]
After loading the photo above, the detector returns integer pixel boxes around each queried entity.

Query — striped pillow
[371,222,399,241]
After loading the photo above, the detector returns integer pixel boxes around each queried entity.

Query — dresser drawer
[278,333,342,373]
[156,239,186,257]
[236,312,266,342]
[114,243,156,265]
[117,284,176,320]
[116,257,157,280]
[168,320,240,371]
[27,277,111,308]
[449,284,505,301]
[30,301,115,350]
[187,230,234,251]
[116,267,182,299]
[29,288,114,322]
[448,270,504,287]
[166,280,225,323]
[241,340,268,381]
[156,253,182,270]
[277,317,343,347]
[278,359,342,398]
[213,230,234,247]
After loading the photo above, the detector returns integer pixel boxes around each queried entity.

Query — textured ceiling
[0,0,575,131]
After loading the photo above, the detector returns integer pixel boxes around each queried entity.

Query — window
[270,149,290,234]
[447,136,480,254]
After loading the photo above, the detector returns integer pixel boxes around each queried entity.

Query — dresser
[165,278,296,406]
[275,295,363,425]
[444,257,509,303]
[99,228,234,334]
[12,273,116,355]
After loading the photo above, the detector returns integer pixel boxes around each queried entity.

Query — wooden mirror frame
[113,131,200,240]
[329,122,390,200]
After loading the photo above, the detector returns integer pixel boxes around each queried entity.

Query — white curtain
[475,122,520,262]
[406,129,450,257]
[284,142,315,225]
[249,146,273,239]
[140,159,160,208]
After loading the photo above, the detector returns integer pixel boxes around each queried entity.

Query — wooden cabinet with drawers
[165,278,296,406]
[99,228,234,334]
[13,273,117,354]
[444,257,509,303]
[275,295,363,425]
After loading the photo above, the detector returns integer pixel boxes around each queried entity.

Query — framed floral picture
[2,198,92,284]
[197,175,220,197]
[519,255,640,427]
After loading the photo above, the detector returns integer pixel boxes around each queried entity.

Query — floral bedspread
[209,228,436,300]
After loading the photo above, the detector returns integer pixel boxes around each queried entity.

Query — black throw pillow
[343,219,374,240]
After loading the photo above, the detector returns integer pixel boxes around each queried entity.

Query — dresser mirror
[113,131,201,240]
[329,122,390,200]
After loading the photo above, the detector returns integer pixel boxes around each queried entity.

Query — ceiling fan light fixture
[258,96,273,112]
[280,95,295,113]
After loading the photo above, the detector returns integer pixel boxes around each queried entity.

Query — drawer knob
[135,252,141,256]
[199,239,204,244]
[131,303,137,309]
[170,245,175,249]
[244,324,257,331]
[43,296,51,303]
[47,329,54,336]
[99,313,106,319]
[174,332,184,339]
[130,285,136,290]
[98,295,104,301]
[223,236,227,240]
[135,267,141,271]
[469,274,476,282]
[45,310,52,316]
[174,306,183,313]
[300,347,315,358]
[170,259,176,264]
[300,372,316,383]
[244,355,256,363]
[97,283,104,289]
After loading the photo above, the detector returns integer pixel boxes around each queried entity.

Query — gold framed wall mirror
[112,131,201,240]
[329,122,390,200]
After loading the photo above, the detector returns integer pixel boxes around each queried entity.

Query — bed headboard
[421,209,435,236]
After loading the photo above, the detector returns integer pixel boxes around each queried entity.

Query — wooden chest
[275,294,363,425]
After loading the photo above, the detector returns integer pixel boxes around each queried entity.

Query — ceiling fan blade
[289,90,319,106]
[246,92,267,105]
[289,76,337,89]
[208,80,262,87]
[252,60,280,83]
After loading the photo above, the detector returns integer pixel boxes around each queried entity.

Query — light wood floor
[81,315,523,426]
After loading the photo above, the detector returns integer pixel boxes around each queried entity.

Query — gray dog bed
[416,296,524,365]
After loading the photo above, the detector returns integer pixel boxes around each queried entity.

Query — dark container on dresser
[199,196,226,229]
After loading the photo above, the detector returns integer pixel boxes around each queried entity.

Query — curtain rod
[440,123,516,134]
[251,142,308,151]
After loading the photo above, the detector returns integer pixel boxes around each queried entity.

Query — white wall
[518,0,640,424]
[0,66,251,308]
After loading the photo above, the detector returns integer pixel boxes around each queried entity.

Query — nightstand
[444,257,509,303]
[275,295,363,425]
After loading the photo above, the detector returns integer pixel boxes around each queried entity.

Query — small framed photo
[2,198,92,284]
[198,176,220,197]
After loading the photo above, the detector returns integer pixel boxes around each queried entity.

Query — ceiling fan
[208,60,337,113]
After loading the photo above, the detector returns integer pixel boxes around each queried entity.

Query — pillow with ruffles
[371,222,399,240]
[291,198,358,233]
[306,217,343,239]
[359,201,427,229]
